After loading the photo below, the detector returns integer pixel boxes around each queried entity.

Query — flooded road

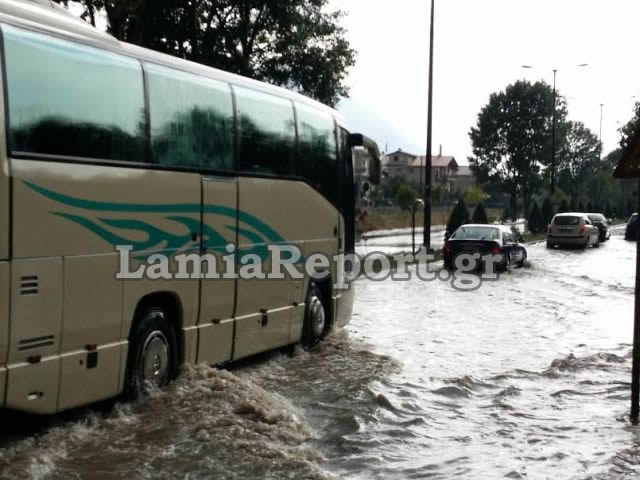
[1,226,638,479]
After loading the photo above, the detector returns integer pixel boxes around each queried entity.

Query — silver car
[547,213,600,249]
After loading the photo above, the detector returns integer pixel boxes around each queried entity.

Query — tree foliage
[469,80,564,218]
[463,186,487,207]
[558,199,569,213]
[541,198,554,226]
[54,0,355,106]
[555,121,600,198]
[447,198,470,236]
[528,201,544,234]
[396,184,418,211]
[619,101,640,151]
[472,202,489,224]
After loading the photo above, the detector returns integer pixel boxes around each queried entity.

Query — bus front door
[0,143,8,408]
[232,177,295,360]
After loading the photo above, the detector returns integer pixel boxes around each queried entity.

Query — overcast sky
[336,0,640,164]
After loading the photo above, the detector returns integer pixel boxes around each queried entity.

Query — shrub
[472,202,489,224]
[569,198,577,211]
[558,199,569,213]
[528,201,544,234]
[447,198,470,236]
[542,198,555,226]
[605,204,613,219]
[396,184,418,211]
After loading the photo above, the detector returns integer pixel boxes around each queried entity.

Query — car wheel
[594,236,600,248]
[302,285,327,348]
[517,250,527,268]
[501,252,511,271]
[125,306,178,399]
[582,237,589,250]
[546,241,553,249]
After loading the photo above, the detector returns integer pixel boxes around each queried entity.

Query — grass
[521,232,547,244]
[360,208,503,233]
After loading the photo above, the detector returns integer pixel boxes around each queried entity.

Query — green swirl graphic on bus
[23,181,289,262]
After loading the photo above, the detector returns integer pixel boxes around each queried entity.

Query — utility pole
[633,178,640,423]
[551,69,558,196]
[423,0,435,251]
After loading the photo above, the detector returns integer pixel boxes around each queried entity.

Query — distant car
[444,224,527,271]
[587,213,610,242]
[547,213,600,249]
[625,213,639,241]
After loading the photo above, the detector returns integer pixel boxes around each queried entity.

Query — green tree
[555,121,600,199]
[586,201,594,212]
[569,197,577,211]
[528,201,544,234]
[463,186,487,207]
[396,184,418,211]
[542,198,555,226]
[605,204,613,219]
[472,202,489,224]
[54,0,355,106]
[447,198,470,236]
[558,199,569,213]
[470,80,565,218]
[577,200,585,212]
[619,101,640,150]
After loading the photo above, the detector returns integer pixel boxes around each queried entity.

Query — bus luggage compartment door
[6,258,62,414]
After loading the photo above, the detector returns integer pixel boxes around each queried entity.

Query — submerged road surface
[0,227,637,479]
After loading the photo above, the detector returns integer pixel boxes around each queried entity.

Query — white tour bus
[0,0,380,414]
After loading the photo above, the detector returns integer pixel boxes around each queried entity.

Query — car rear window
[451,227,499,240]
[588,214,604,223]
[553,216,581,226]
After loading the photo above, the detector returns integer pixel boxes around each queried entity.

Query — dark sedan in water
[587,213,611,242]
[444,224,527,271]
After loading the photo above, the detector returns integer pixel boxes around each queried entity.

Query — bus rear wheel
[302,285,327,348]
[125,307,177,399]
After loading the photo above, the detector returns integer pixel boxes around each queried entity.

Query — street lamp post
[423,0,435,252]
[599,103,604,161]
[521,64,589,196]
[551,69,558,196]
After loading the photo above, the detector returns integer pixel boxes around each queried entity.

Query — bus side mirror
[350,133,382,185]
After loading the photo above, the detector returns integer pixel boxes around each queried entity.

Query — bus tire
[301,285,327,348]
[124,306,178,399]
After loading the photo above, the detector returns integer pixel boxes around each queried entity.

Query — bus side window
[295,102,338,204]
[4,24,146,163]
[146,63,234,170]
[234,87,296,176]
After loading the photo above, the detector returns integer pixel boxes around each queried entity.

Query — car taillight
[579,225,585,234]
[444,243,452,254]
[491,245,502,254]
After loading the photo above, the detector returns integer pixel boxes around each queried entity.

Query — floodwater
[1,226,638,479]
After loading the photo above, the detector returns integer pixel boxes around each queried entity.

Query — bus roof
[0,0,347,126]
